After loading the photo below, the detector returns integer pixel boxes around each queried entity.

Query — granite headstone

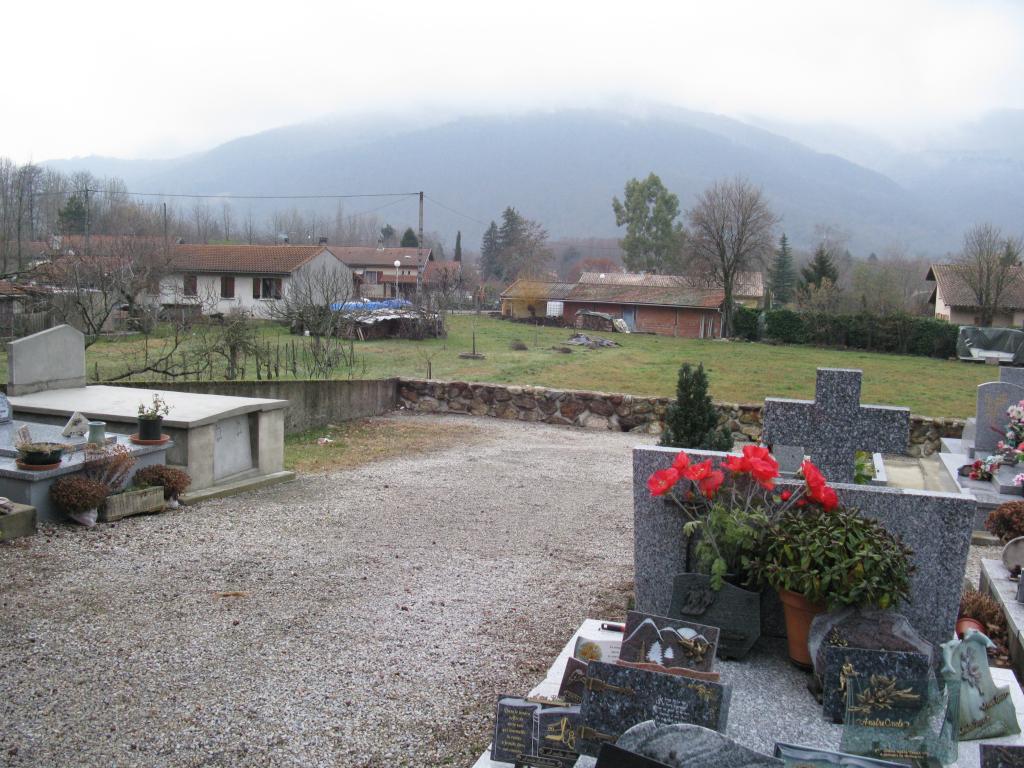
[975,381,1024,456]
[761,368,909,483]
[941,631,1020,741]
[822,646,931,723]
[1002,368,1024,388]
[577,661,731,756]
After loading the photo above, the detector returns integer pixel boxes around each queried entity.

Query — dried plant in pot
[136,393,171,441]
[50,475,110,528]
[958,589,1007,643]
[17,442,67,467]
[134,465,191,507]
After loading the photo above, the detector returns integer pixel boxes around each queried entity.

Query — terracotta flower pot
[956,617,985,638]
[778,589,826,668]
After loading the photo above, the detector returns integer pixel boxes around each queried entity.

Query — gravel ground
[0,414,645,768]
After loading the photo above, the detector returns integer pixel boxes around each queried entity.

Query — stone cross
[761,368,909,484]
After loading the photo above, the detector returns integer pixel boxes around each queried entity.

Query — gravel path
[0,414,647,768]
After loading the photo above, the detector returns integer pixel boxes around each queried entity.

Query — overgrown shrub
[731,306,760,341]
[660,362,733,451]
[134,465,192,500]
[765,309,807,344]
[985,501,1024,543]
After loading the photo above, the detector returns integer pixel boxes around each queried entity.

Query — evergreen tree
[768,233,795,306]
[497,207,525,253]
[660,363,733,451]
[611,173,684,274]
[58,194,88,234]
[479,221,501,280]
[400,227,419,247]
[380,224,396,247]
[800,244,840,290]
[454,231,462,262]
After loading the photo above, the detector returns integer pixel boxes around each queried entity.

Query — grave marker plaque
[619,610,719,674]
[941,631,1021,741]
[669,573,760,659]
[493,696,538,764]
[822,646,931,723]
[773,742,905,767]
[577,661,731,756]
[981,744,1024,768]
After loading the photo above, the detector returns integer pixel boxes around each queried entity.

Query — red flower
[647,467,679,496]
[800,459,827,494]
[699,469,725,498]
[684,458,717,483]
[780,490,792,502]
[742,446,779,489]
[721,454,747,474]
[818,485,839,511]
[672,452,691,472]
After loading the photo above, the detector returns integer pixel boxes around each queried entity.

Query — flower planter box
[99,486,165,523]
[0,504,37,541]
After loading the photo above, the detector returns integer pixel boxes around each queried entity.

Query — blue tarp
[330,299,413,312]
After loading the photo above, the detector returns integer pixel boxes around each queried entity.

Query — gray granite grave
[6,325,86,396]
[981,744,1024,767]
[822,646,931,723]
[1003,369,1024,388]
[761,369,909,483]
[577,661,731,756]
[975,382,1024,456]
[634,445,976,656]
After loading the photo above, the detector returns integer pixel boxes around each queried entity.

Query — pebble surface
[0,414,644,768]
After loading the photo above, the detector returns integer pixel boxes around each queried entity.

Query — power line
[32,188,419,201]
[423,194,487,225]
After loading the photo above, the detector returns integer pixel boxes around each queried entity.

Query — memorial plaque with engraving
[619,610,720,674]
[531,706,580,768]
[577,661,731,756]
[840,673,958,767]
[493,697,539,764]
[981,744,1024,768]
[669,573,760,660]
[558,657,589,705]
[823,647,931,723]
[941,631,1021,741]
[773,742,904,767]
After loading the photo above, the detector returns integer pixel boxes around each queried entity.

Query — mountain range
[44,106,1024,257]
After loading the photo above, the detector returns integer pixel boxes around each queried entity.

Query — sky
[3,0,1023,162]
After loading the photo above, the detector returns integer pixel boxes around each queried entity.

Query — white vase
[167,498,180,509]
[69,508,98,527]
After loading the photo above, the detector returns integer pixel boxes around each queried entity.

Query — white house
[927,264,1024,327]
[151,244,353,317]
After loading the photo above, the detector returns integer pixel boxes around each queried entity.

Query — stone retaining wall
[396,378,964,456]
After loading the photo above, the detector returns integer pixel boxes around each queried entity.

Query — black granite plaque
[620,610,720,673]
[669,573,760,659]
[558,657,589,704]
[823,646,931,723]
[981,744,1024,768]
[494,696,541,763]
[577,661,731,756]
[595,743,673,768]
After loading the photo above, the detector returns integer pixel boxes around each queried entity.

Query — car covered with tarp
[957,326,1024,364]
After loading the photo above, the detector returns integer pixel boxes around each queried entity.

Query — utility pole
[84,187,90,256]
[417,190,424,303]
[163,202,169,258]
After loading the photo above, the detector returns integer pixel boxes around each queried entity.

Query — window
[220,275,235,299]
[183,274,197,297]
[253,277,282,300]
[546,301,564,317]
[363,271,381,285]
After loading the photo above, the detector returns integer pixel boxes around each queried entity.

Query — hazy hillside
[45,108,990,255]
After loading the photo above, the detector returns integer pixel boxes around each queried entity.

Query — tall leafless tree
[686,178,779,336]
[955,223,1023,326]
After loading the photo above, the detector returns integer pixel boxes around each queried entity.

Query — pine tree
[660,363,733,451]
[58,194,88,234]
[400,227,419,247]
[479,221,501,280]
[768,233,795,306]
[453,231,462,262]
[801,244,840,290]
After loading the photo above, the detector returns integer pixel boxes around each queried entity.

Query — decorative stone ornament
[61,411,90,437]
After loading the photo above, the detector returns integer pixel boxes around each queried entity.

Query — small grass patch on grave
[284,415,482,473]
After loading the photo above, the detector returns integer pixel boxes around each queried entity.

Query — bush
[50,475,110,515]
[731,306,760,341]
[134,465,192,500]
[660,363,733,451]
[959,589,1007,645]
[761,309,958,359]
[753,507,915,609]
[985,501,1024,543]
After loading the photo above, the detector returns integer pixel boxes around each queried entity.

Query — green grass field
[1,315,988,417]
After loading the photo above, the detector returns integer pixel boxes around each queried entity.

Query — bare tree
[955,223,1023,326]
[191,201,215,243]
[220,202,233,242]
[686,178,779,336]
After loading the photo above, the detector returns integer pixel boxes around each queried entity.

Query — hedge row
[732,307,958,358]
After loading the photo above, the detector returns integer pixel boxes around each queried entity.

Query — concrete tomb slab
[762,369,909,483]
[6,325,86,396]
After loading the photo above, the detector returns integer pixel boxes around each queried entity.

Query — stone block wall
[396,378,964,455]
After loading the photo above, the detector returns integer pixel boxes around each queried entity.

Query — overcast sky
[4,0,1023,162]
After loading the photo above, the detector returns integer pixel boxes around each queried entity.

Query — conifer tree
[801,244,840,290]
[400,227,419,247]
[768,233,795,306]
[660,363,733,451]
[454,231,462,262]
[479,221,501,280]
